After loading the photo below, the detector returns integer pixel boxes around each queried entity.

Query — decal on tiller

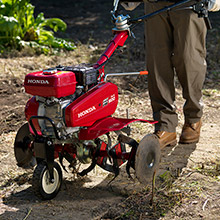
[108,94,115,104]
[103,98,108,107]
[103,94,116,107]
[28,79,49,84]
[78,106,96,118]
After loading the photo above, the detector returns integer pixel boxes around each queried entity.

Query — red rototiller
[14,0,212,200]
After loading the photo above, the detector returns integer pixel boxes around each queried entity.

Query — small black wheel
[32,161,62,200]
[135,134,161,184]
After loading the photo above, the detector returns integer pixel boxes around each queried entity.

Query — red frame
[94,30,129,80]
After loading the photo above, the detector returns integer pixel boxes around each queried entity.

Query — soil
[0,1,220,220]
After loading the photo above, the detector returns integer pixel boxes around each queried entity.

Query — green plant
[0,0,76,53]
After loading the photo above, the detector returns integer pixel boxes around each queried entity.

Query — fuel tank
[65,82,118,127]
[24,69,77,98]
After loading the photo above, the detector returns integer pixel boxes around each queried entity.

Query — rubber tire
[32,161,62,200]
[135,134,161,184]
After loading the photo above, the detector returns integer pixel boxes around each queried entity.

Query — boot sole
[179,137,199,144]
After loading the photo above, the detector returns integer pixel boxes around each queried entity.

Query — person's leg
[144,2,177,148]
[170,9,207,143]
[145,2,178,133]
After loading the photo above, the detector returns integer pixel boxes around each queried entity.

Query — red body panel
[25,96,41,134]
[24,71,76,98]
[65,82,118,127]
[78,117,157,140]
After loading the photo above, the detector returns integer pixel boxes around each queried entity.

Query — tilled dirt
[0,78,28,134]
[0,70,219,220]
[0,1,220,220]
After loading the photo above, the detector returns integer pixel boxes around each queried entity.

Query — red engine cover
[25,96,42,134]
[24,70,77,98]
[65,82,118,127]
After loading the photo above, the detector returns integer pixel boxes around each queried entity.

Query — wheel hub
[42,169,59,194]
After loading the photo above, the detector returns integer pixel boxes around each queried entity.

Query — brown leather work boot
[154,131,177,149]
[179,120,202,144]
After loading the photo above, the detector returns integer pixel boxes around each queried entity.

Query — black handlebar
[129,0,193,24]
[121,0,212,29]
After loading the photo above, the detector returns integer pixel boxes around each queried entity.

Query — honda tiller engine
[14,0,212,200]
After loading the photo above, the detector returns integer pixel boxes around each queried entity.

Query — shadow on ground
[1,142,197,220]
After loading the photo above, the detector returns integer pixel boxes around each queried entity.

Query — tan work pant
[144,1,207,132]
